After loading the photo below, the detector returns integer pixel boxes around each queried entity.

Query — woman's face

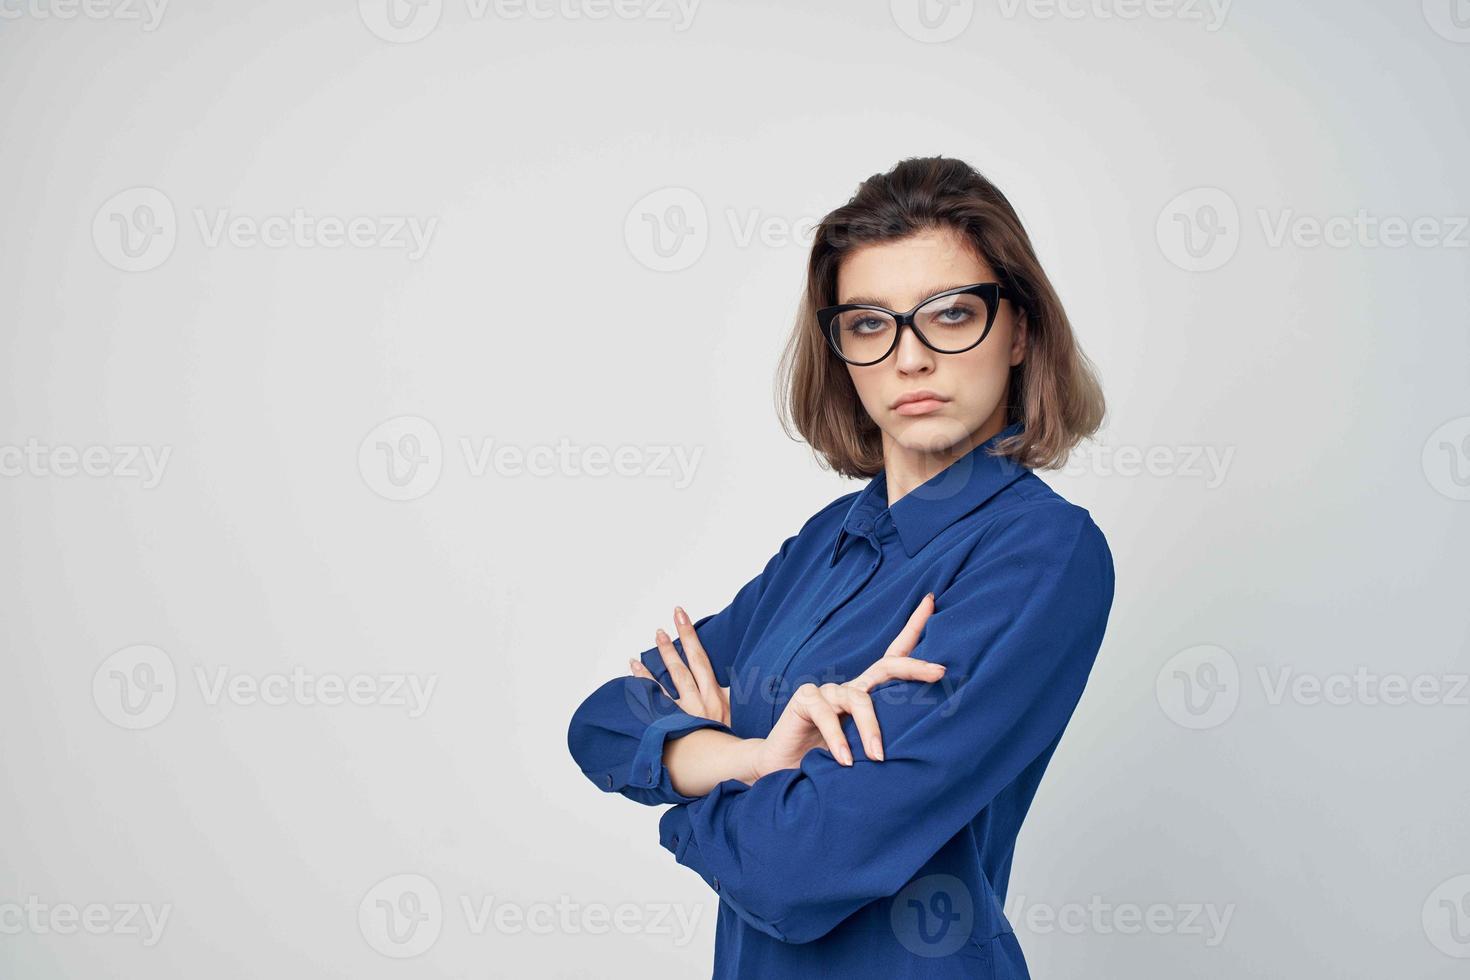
[835,225,1027,459]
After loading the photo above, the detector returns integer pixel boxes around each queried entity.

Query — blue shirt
[567,421,1115,979]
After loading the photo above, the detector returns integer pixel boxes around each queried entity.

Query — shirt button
[671,834,680,848]
[713,876,721,892]
[603,773,613,789]
[646,763,655,783]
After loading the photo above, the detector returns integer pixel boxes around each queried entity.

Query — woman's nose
[894,324,935,373]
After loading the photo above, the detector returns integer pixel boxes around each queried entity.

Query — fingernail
[674,606,689,626]
[628,658,639,672]
[656,628,669,643]
[869,739,884,762]
[840,748,852,765]
[926,592,935,604]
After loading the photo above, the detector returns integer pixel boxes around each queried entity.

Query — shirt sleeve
[565,531,799,807]
[654,504,1116,943]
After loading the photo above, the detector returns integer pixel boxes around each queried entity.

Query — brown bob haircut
[776,156,1106,479]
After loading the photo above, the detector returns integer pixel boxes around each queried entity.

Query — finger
[793,684,852,766]
[673,605,721,706]
[654,628,698,702]
[629,657,675,701]
[849,656,947,693]
[827,685,883,762]
[883,592,935,659]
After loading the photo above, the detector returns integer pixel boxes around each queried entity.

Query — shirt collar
[828,420,1029,566]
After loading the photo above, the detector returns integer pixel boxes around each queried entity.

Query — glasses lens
[831,309,898,363]
[915,292,991,352]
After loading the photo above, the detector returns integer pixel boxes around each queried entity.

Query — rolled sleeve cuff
[618,712,732,802]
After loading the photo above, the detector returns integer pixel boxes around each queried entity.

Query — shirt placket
[764,519,886,728]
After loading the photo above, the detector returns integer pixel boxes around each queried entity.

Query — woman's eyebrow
[838,283,974,307]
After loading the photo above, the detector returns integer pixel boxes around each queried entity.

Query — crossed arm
[633,596,945,798]
[566,504,1114,944]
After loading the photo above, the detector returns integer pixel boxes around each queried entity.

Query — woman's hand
[628,605,731,727]
[749,592,945,780]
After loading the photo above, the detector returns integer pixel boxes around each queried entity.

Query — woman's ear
[1009,308,1028,367]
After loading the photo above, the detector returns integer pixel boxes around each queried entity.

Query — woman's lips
[894,398,946,416]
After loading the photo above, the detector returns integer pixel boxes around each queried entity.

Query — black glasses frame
[817,281,1020,366]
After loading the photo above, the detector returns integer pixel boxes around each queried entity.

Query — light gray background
[2,1,1468,977]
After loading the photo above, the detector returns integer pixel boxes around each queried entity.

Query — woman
[567,156,1115,979]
